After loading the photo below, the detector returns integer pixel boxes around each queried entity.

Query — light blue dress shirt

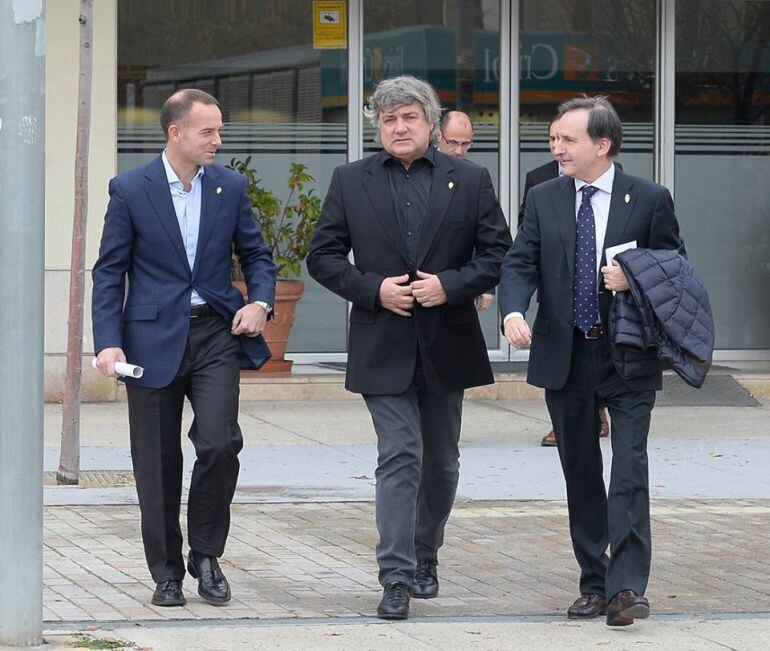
[162,150,205,305]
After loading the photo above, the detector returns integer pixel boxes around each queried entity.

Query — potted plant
[228,157,321,373]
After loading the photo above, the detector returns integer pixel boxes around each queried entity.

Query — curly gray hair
[364,76,443,144]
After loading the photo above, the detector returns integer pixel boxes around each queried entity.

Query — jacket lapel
[193,166,222,275]
[144,156,191,274]
[552,175,577,278]
[601,169,637,260]
[361,151,409,264]
[415,151,455,268]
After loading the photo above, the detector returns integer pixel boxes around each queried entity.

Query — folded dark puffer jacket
[608,248,715,388]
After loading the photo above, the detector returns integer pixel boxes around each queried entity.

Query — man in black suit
[308,76,511,620]
[519,117,610,447]
[499,97,685,627]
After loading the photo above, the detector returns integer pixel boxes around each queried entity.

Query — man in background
[438,110,495,312]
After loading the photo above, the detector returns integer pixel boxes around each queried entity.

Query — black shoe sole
[606,603,650,627]
[410,589,438,600]
[377,610,409,620]
[151,596,186,607]
[567,609,606,619]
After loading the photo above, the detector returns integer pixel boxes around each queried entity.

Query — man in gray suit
[499,96,685,627]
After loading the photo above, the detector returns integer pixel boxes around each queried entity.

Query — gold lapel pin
[448,181,454,190]
[624,193,630,204]
[216,187,223,195]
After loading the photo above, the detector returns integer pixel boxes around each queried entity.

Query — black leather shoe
[606,590,650,626]
[411,558,439,599]
[187,551,231,605]
[567,593,607,619]
[377,581,410,620]
[151,580,186,607]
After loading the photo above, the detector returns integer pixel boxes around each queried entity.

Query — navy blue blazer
[92,156,276,388]
[499,168,685,392]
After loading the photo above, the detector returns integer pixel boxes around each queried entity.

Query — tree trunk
[57,0,94,485]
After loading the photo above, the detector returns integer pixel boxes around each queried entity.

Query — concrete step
[103,365,770,404]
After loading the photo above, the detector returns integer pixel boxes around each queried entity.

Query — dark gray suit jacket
[498,167,685,391]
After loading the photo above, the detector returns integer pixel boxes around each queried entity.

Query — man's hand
[475,293,494,312]
[411,271,448,308]
[601,259,630,292]
[96,347,126,378]
[232,303,268,337]
[379,274,414,317]
[504,316,532,349]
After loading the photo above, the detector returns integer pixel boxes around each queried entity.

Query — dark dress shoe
[411,558,439,599]
[377,581,410,620]
[151,580,186,607]
[567,593,607,619]
[606,590,650,626]
[187,551,231,605]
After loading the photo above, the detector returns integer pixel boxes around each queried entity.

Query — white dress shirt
[504,162,615,327]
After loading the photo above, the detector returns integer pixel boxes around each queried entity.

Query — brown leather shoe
[541,430,557,446]
[599,408,610,438]
[606,590,650,626]
[567,593,607,619]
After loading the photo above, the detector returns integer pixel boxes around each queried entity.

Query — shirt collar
[574,162,615,195]
[162,150,204,188]
[382,145,436,167]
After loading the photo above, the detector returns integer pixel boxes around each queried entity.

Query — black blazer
[308,149,512,395]
[517,160,560,227]
[499,167,685,392]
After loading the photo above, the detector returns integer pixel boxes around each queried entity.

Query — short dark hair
[556,96,622,157]
[160,89,220,138]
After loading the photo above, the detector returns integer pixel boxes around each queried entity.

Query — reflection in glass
[519,1,656,187]
[675,0,770,349]
[117,0,349,353]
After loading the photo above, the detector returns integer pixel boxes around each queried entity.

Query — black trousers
[125,313,243,583]
[545,333,656,600]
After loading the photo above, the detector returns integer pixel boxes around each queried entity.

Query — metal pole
[0,0,45,646]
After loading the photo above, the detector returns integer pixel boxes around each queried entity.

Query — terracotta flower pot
[232,279,305,374]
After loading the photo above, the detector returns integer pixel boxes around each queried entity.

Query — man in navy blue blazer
[92,89,275,607]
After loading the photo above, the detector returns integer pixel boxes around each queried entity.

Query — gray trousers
[363,376,463,586]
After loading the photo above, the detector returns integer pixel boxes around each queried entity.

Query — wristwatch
[253,300,273,315]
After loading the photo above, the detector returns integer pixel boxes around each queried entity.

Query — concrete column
[0,0,45,645]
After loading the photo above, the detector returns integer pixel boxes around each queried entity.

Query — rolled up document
[91,358,144,378]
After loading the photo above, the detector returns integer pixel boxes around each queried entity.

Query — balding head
[438,111,474,158]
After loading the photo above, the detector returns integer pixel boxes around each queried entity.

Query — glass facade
[674,0,770,350]
[116,0,770,359]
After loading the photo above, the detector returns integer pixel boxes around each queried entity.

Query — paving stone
[42,500,770,622]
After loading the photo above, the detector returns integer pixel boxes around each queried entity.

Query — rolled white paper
[91,358,144,378]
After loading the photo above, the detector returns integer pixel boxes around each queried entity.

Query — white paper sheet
[605,240,637,266]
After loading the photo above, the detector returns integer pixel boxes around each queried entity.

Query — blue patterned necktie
[573,185,599,333]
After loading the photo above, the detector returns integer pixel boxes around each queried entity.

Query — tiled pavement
[44,499,770,623]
